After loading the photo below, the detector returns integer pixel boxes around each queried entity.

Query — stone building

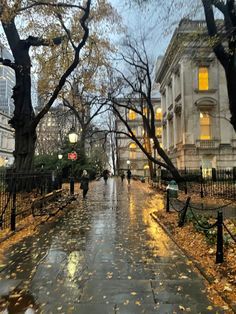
[0,44,15,115]
[115,97,162,177]
[36,104,73,155]
[0,111,14,166]
[0,44,15,166]
[155,19,236,172]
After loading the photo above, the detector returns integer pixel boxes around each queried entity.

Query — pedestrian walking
[120,170,125,182]
[80,170,89,198]
[103,169,109,184]
[127,169,132,184]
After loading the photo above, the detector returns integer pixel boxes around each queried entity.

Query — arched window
[129,129,136,136]
[143,107,148,117]
[156,108,162,120]
[198,67,209,91]
[128,109,136,120]
[200,112,211,139]
[156,127,162,137]
[129,143,136,159]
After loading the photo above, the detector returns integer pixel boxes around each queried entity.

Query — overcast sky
[109,0,205,61]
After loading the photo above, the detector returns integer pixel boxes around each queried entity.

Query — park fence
[0,171,61,231]
[165,190,236,264]
[161,167,236,200]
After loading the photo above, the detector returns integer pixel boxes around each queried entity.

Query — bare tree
[201,0,236,132]
[109,37,182,181]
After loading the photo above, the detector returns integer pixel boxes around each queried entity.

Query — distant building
[0,44,15,115]
[0,111,14,166]
[35,104,74,155]
[115,97,162,177]
[155,19,236,171]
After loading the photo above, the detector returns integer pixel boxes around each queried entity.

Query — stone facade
[0,44,15,115]
[0,111,14,166]
[155,19,236,171]
[116,98,161,177]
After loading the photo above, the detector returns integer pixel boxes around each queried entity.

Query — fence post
[200,166,204,198]
[216,211,224,264]
[166,189,170,212]
[212,168,216,182]
[178,197,191,227]
[10,180,16,231]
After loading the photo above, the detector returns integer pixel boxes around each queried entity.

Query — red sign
[68,152,77,160]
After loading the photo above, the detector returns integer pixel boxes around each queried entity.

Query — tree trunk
[9,43,36,173]
[79,130,87,163]
[226,63,236,132]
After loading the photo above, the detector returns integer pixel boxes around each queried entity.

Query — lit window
[143,107,148,117]
[129,143,137,149]
[200,112,211,139]
[128,109,136,120]
[156,127,162,137]
[156,108,162,120]
[129,129,136,136]
[129,143,136,159]
[198,67,209,91]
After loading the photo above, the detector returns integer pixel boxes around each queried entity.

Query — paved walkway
[0,178,224,313]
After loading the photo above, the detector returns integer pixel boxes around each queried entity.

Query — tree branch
[202,0,229,68]
[18,2,85,12]
[33,0,91,128]
[0,57,17,70]
[25,35,65,47]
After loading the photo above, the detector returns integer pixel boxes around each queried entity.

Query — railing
[195,139,220,149]
[160,168,236,201]
[0,171,62,231]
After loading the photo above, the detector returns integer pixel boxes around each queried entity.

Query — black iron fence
[165,191,236,264]
[161,167,236,200]
[0,171,61,231]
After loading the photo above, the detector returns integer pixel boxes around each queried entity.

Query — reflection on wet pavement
[0,178,224,313]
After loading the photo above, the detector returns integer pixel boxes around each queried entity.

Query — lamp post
[127,160,130,169]
[58,154,63,189]
[68,128,78,195]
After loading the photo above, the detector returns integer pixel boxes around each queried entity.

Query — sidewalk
[0,179,226,313]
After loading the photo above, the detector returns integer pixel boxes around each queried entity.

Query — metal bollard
[216,211,224,264]
[178,197,191,227]
[166,189,170,212]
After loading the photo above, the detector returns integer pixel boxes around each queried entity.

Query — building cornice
[155,19,223,86]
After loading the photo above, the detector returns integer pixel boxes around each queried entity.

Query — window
[200,112,211,139]
[129,129,136,136]
[156,127,162,137]
[128,109,136,120]
[156,108,162,120]
[198,67,209,91]
[143,107,148,117]
[129,143,136,159]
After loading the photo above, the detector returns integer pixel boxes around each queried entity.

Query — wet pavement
[0,178,224,313]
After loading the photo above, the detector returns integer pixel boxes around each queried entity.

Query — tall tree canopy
[0,0,119,172]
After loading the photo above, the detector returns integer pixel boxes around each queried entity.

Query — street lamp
[127,160,131,169]
[57,154,63,189]
[68,128,78,195]
[68,127,79,144]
